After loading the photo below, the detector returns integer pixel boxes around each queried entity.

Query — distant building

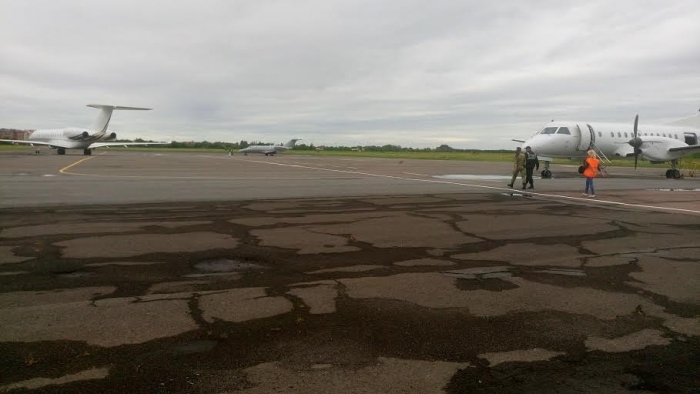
[0,129,32,140]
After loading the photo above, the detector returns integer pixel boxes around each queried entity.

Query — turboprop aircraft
[239,139,300,156]
[514,110,700,179]
[0,104,167,155]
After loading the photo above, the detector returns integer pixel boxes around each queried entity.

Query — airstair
[590,142,611,164]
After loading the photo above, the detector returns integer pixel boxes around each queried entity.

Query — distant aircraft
[514,110,700,179]
[239,139,300,156]
[0,104,168,155]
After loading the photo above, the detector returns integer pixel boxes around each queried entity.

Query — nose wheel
[540,160,552,179]
[665,169,681,179]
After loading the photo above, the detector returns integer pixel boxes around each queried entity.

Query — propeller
[628,114,643,169]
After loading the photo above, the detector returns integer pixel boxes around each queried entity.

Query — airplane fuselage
[523,121,700,162]
[239,139,300,156]
[25,127,117,150]
[0,104,164,155]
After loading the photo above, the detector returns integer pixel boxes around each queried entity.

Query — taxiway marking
[241,158,700,215]
[59,156,99,174]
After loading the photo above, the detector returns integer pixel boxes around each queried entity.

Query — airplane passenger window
[610,132,614,137]
[663,133,666,137]
[598,132,602,137]
[557,127,571,135]
[624,132,628,138]
[617,132,621,137]
[540,127,558,134]
[675,134,678,139]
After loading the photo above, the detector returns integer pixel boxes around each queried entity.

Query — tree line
[117,139,513,153]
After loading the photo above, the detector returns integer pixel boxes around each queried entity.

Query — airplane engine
[103,132,117,141]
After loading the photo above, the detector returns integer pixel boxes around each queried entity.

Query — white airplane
[239,139,300,156]
[0,104,167,155]
[515,110,700,179]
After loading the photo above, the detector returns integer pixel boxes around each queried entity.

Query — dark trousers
[525,166,535,186]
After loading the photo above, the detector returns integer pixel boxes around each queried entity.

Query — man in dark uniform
[524,146,539,189]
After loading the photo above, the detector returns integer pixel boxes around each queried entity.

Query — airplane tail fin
[663,109,700,128]
[87,104,152,134]
[284,139,300,148]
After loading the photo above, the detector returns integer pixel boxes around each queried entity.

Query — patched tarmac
[0,151,699,393]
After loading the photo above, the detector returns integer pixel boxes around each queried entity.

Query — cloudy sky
[1,1,699,149]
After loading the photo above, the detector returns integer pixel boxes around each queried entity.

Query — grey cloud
[1,0,699,149]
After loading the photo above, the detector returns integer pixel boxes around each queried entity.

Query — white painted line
[402,172,429,177]
[242,158,700,215]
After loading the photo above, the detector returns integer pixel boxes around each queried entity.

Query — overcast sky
[1,1,699,149]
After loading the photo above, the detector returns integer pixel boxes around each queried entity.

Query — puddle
[648,188,700,192]
[535,269,586,277]
[435,174,539,181]
[193,258,267,272]
[56,271,94,278]
[0,271,29,276]
[171,340,217,354]
[443,266,511,279]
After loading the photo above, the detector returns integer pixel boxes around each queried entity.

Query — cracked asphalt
[0,151,699,393]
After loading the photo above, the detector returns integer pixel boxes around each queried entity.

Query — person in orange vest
[582,150,601,197]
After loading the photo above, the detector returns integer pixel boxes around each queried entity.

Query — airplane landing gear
[83,149,92,156]
[665,160,682,179]
[540,161,552,179]
[665,169,681,179]
[57,148,66,155]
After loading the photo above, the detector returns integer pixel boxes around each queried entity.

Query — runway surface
[1,150,699,393]
[2,150,699,213]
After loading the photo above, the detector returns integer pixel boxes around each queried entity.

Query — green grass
[3,144,699,169]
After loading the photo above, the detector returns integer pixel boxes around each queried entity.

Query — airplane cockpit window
[556,127,571,135]
[540,127,558,134]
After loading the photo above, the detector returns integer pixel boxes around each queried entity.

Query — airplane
[515,110,700,179]
[0,104,167,155]
[239,139,300,156]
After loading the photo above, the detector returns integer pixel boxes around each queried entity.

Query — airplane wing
[88,141,170,149]
[612,145,635,157]
[669,144,700,153]
[0,139,59,147]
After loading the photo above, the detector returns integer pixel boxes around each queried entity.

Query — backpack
[578,159,589,174]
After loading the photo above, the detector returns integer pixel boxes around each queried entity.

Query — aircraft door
[576,125,591,151]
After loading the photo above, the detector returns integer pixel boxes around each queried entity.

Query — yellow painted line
[59,156,97,175]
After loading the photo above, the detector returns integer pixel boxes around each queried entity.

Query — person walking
[508,147,527,189]
[524,146,539,189]
[582,149,601,197]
